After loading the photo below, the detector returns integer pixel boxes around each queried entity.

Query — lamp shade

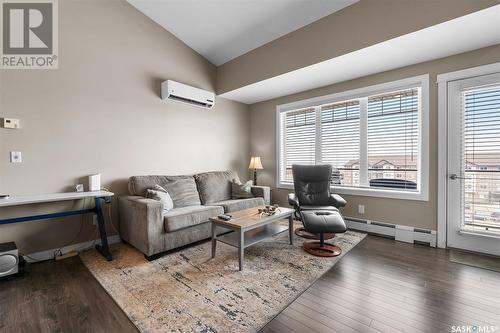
[248,156,264,170]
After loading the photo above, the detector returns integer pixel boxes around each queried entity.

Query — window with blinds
[278,77,426,199]
[279,108,316,183]
[321,100,360,187]
[462,85,500,231]
[367,88,419,190]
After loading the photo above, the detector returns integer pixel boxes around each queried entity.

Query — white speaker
[0,242,18,278]
[88,174,101,191]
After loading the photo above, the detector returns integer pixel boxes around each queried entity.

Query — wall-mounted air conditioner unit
[161,80,215,109]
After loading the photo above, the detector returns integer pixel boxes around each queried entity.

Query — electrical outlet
[10,151,22,163]
[358,204,365,215]
[92,214,98,226]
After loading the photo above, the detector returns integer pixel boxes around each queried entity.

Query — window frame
[276,74,429,201]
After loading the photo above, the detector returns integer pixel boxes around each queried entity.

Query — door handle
[449,174,465,180]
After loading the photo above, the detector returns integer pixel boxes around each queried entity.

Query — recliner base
[294,227,336,240]
[303,241,342,257]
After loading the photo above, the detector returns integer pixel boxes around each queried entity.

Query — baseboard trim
[345,217,437,247]
[23,235,121,263]
[23,218,436,262]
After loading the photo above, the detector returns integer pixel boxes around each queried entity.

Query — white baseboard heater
[345,217,437,247]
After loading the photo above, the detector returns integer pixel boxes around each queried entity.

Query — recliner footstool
[300,209,347,257]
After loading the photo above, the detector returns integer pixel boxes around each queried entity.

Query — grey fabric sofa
[118,170,271,258]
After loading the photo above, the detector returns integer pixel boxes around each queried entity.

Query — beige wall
[217,0,499,94]
[2,0,499,255]
[0,0,250,254]
[249,44,500,231]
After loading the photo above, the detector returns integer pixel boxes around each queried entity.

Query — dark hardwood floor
[0,256,138,333]
[261,235,500,333]
[1,236,499,333]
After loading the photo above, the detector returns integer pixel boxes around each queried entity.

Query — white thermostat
[2,118,20,129]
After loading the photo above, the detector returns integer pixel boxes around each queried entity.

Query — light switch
[358,204,365,214]
[10,151,22,163]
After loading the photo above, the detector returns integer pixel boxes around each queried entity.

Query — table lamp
[249,156,264,185]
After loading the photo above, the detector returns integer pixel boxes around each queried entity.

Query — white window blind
[279,108,316,183]
[367,88,419,190]
[462,85,500,231]
[277,76,427,200]
[321,100,360,187]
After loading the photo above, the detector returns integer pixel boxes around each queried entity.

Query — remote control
[218,214,232,221]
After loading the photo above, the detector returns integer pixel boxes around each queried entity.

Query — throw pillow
[231,180,254,199]
[146,184,174,211]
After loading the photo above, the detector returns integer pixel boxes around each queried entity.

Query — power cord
[52,196,88,259]
[55,189,119,256]
[100,187,119,234]
[55,187,118,255]
[71,224,99,253]
[106,203,119,234]
[20,197,88,263]
[19,252,46,263]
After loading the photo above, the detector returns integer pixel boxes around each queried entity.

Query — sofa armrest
[118,195,164,256]
[251,186,271,205]
[330,194,347,208]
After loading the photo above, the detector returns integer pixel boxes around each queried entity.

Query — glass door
[447,72,500,255]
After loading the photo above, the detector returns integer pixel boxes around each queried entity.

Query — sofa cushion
[211,197,264,213]
[129,175,201,207]
[194,171,240,204]
[163,205,223,233]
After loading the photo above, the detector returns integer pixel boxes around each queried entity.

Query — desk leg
[289,214,294,245]
[94,197,113,261]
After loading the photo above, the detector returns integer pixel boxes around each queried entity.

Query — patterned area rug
[81,222,366,333]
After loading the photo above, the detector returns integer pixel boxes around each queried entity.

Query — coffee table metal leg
[211,223,216,258]
[289,214,293,245]
[238,230,244,271]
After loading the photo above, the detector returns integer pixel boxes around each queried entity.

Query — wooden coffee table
[210,206,295,271]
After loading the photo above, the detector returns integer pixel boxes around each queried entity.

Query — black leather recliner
[288,164,347,257]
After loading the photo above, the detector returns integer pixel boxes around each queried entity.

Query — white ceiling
[127,0,359,66]
[221,5,500,104]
